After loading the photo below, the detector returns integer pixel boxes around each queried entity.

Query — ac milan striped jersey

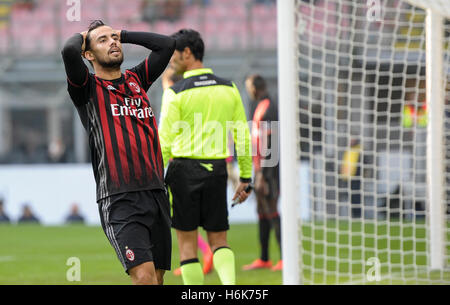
[72,71,165,201]
[62,31,175,202]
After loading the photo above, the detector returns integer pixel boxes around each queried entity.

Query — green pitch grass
[1,221,448,285]
[0,223,282,285]
[299,220,450,284]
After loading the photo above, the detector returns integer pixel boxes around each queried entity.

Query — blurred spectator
[18,204,40,224]
[15,142,47,164]
[13,0,35,10]
[65,203,85,224]
[10,129,48,164]
[253,0,275,5]
[162,0,183,21]
[47,138,69,163]
[0,198,11,223]
[186,0,210,6]
[0,0,12,29]
[141,0,160,23]
[141,0,183,23]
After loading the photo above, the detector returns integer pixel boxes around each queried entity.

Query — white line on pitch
[0,256,15,262]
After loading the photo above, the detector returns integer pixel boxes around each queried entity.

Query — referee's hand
[232,182,251,204]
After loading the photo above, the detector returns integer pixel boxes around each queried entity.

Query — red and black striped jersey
[70,70,165,201]
[62,31,175,202]
[251,96,278,171]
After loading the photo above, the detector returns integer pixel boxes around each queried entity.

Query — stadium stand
[0,0,277,165]
[0,0,277,55]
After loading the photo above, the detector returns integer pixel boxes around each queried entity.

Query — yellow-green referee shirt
[159,68,252,181]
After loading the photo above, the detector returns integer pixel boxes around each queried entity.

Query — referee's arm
[159,88,180,168]
[231,83,252,183]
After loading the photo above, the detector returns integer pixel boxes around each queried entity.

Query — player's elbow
[166,37,176,54]
[61,35,83,61]
[61,44,80,62]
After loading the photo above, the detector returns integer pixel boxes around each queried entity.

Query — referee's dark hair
[171,29,205,62]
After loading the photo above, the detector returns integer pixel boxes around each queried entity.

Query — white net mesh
[295,0,450,284]
[405,0,450,18]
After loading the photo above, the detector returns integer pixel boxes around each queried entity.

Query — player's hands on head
[80,31,88,55]
[232,182,251,204]
[114,30,122,41]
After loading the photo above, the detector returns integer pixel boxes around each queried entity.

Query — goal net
[278,0,450,284]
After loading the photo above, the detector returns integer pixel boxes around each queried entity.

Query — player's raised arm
[61,32,90,91]
[121,31,176,90]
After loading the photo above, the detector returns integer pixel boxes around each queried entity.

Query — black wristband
[239,177,252,183]
[120,30,128,43]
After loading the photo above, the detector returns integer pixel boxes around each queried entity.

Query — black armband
[239,177,252,183]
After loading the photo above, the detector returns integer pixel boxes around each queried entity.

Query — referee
[62,20,175,284]
[159,29,252,285]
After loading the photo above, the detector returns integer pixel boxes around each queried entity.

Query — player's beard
[98,53,124,69]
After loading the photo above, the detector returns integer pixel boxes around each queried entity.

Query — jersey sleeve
[231,83,253,181]
[158,88,180,168]
[67,78,91,108]
[61,33,91,107]
[122,31,175,92]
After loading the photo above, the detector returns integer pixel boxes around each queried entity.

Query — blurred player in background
[161,66,214,277]
[61,20,175,285]
[242,74,282,272]
[159,29,252,285]
[0,198,11,223]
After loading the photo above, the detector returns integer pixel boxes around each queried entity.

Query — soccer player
[242,74,282,272]
[61,20,175,285]
[159,29,252,285]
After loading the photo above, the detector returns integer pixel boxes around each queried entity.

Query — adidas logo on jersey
[107,85,117,91]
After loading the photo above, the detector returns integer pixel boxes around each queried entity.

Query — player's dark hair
[85,19,106,52]
[171,29,205,62]
[248,74,267,93]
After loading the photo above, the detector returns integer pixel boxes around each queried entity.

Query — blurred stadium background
[1,0,450,285]
[0,0,281,285]
[0,0,278,225]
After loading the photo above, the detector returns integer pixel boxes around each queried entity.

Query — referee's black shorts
[165,158,229,232]
[98,189,172,274]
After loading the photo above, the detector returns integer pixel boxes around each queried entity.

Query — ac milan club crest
[128,82,141,93]
[125,246,135,262]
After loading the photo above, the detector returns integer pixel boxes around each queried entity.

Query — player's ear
[84,50,95,62]
[183,46,192,59]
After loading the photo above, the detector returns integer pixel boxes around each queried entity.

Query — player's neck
[256,91,268,101]
[94,65,122,80]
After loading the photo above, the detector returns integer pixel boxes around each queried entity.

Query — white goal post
[278,0,450,284]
